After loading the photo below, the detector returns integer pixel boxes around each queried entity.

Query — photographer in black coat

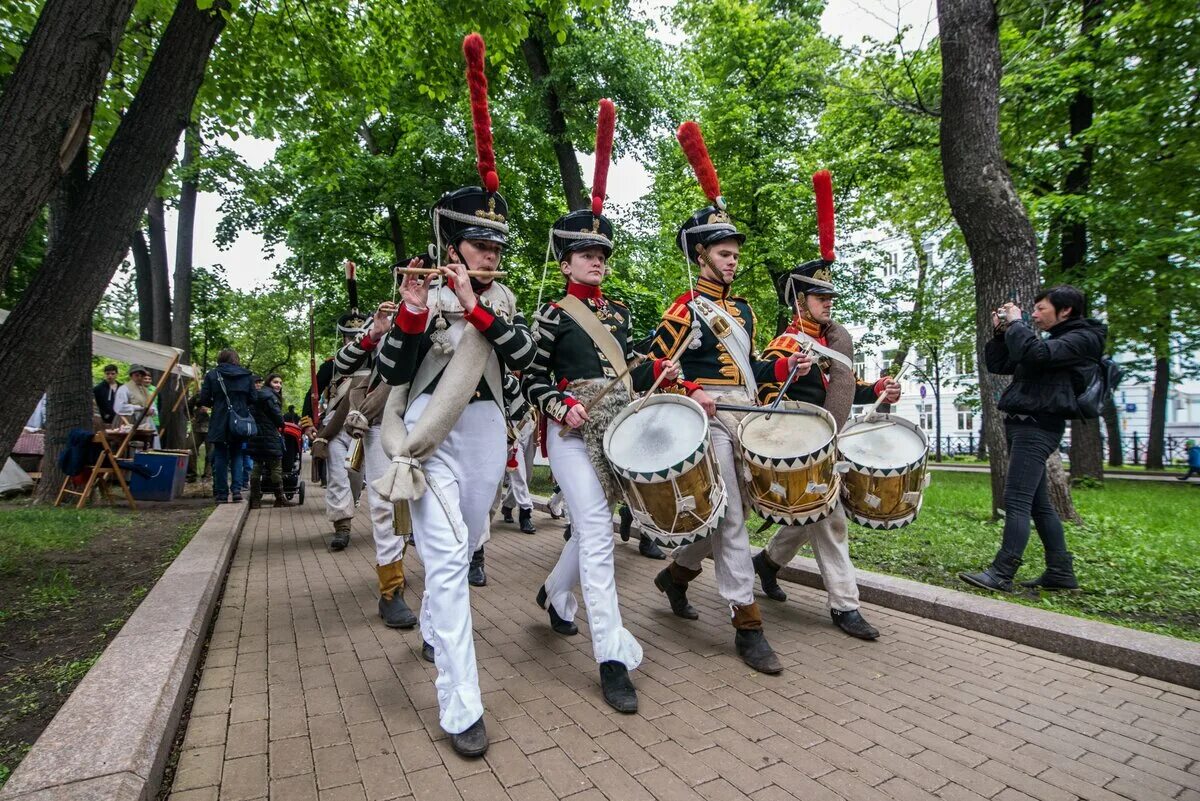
[960,285,1106,593]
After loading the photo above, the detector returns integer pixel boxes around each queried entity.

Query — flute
[395,267,508,279]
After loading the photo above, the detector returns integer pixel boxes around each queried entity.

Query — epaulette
[663,292,696,325]
[765,334,800,354]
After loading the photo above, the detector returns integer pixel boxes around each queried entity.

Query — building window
[853,350,866,381]
[884,251,901,278]
[918,403,934,431]
[956,404,973,431]
[954,350,974,376]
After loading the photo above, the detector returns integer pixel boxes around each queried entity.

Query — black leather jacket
[985,317,1107,420]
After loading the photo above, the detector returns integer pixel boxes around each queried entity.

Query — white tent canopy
[0,309,196,379]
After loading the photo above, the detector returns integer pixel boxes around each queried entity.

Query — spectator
[283,404,300,424]
[960,285,1106,593]
[94,364,119,425]
[114,365,160,447]
[196,349,254,503]
[248,373,293,509]
[1180,439,1200,481]
[187,392,212,482]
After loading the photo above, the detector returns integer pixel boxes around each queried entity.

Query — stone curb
[0,501,248,801]
[773,553,1200,690]
[530,495,1200,690]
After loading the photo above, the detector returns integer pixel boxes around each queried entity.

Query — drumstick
[395,267,508,279]
[557,355,648,438]
[632,328,699,414]
[714,403,820,417]
[838,422,893,439]
[869,363,908,414]
[765,342,812,420]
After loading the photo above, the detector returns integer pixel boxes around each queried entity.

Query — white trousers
[543,424,643,668]
[672,413,755,607]
[404,394,505,734]
[766,505,861,611]
[502,420,535,511]
[327,427,403,566]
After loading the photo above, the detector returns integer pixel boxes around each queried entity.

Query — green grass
[752,472,1200,642]
[533,465,1198,641]
[0,507,124,574]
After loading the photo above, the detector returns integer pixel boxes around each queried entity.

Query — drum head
[740,403,835,460]
[605,395,707,474]
[840,418,927,470]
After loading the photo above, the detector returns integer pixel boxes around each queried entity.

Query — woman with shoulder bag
[196,349,256,503]
[960,285,1106,593]
[248,374,292,509]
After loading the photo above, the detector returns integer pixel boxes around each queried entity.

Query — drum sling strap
[691,295,758,400]
[554,294,633,395]
[781,331,854,372]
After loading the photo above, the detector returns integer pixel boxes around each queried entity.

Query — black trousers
[999,419,1068,559]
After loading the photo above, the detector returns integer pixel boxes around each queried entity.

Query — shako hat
[337,260,367,335]
[432,34,509,252]
[551,99,617,261]
[675,122,744,264]
[777,170,838,305]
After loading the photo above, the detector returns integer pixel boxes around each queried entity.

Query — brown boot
[732,602,783,675]
[377,561,417,629]
[329,519,352,551]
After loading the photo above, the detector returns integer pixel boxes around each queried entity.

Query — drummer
[751,249,901,640]
[645,122,807,676]
[523,99,681,713]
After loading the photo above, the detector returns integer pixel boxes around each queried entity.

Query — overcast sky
[169,0,937,292]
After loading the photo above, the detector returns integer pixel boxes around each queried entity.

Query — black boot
[563,524,572,542]
[619,505,633,542]
[638,535,665,560]
[468,547,486,587]
[501,506,514,523]
[599,661,638,713]
[831,609,879,640]
[1020,551,1079,590]
[421,641,435,663]
[518,507,536,535]
[734,629,783,675]
[329,520,351,552]
[959,549,1023,593]
[450,717,489,758]
[752,551,787,602]
[536,585,578,635]
[653,567,699,620]
[379,592,418,629]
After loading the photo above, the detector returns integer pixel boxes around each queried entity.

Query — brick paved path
[167,485,1200,801]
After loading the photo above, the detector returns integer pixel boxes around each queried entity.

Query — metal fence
[921,432,1193,466]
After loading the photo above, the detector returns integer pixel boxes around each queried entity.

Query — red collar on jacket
[787,314,825,343]
[566,281,604,303]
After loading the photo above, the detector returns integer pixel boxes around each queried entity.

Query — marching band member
[751,171,900,640]
[645,123,805,675]
[304,267,366,552]
[499,370,538,535]
[524,100,680,713]
[330,281,417,631]
[373,33,535,758]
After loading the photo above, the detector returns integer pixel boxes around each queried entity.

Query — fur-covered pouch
[564,379,631,504]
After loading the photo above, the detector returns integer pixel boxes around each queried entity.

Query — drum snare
[737,401,841,525]
[837,413,930,529]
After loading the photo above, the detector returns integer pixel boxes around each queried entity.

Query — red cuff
[681,380,702,396]
[563,396,580,409]
[464,303,495,331]
[774,357,790,382]
[873,377,888,397]
[651,358,678,387]
[358,332,378,351]
[395,305,428,335]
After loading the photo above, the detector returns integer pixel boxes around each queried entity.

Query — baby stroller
[280,422,306,504]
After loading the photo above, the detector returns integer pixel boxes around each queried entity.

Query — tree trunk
[173,125,198,359]
[34,142,93,503]
[1046,451,1082,523]
[936,0,1073,518]
[520,31,587,211]
[1146,354,1169,470]
[132,228,154,341]
[1062,0,1103,483]
[147,194,172,345]
[0,0,137,284]
[0,0,228,470]
[1102,394,1123,466]
[1069,419,1105,483]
